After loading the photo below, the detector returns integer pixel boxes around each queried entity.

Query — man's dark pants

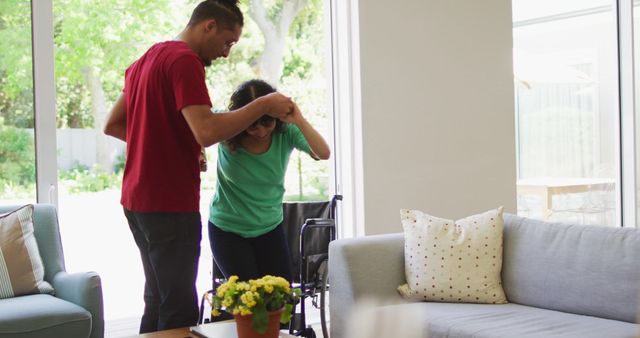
[124,209,201,333]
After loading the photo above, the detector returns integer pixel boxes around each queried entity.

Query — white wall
[24,129,125,171]
[357,0,516,235]
[56,129,125,171]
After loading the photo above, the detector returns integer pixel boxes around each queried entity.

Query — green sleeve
[287,124,312,155]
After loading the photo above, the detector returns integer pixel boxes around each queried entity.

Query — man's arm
[182,92,292,147]
[104,94,127,142]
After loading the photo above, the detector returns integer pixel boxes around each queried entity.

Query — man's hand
[262,92,293,120]
[199,147,207,172]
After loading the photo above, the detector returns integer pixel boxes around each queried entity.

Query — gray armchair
[0,204,104,338]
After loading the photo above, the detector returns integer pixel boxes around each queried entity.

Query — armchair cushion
[0,205,54,299]
[0,293,91,338]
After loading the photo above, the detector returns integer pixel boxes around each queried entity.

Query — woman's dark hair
[225,79,286,152]
[188,0,244,30]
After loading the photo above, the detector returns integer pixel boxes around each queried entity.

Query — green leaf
[281,303,293,324]
[251,304,269,334]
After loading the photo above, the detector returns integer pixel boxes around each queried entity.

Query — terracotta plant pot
[234,308,284,338]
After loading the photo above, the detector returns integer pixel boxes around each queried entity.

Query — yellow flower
[240,292,257,308]
[211,274,299,331]
[236,282,250,291]
[222,297,233,308]
[211,309,221,316]
[240,306,252,316]
[216,275,238,297]
[216,285,227,297]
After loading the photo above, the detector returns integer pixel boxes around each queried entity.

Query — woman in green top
[208,79,330,282]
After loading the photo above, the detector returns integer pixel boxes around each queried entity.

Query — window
[512,0,620,226]
[48,0,335,325]
[0,0,37,206]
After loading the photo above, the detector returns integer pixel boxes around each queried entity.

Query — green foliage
[0,121,36,189]
[0,1,32,97]
[0,89,33,128]
[282,0,323,80]
[59,164,122,193]
[1,0,189,128]
[282,53,312,79]
[56,78,93,128]
[113,152,126,174]
[0,0,34,128]
[51,0,185,128]
[0,0,330,198]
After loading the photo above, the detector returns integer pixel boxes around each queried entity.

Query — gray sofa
[0,204,104,338]
[329,213,640,338]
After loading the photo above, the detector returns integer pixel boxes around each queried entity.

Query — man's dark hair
[188,0,244,30]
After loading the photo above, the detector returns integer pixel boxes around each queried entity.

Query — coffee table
[126,321,297,338]
[516,177,615,220]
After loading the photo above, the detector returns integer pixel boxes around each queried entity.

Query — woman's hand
[282,102,331,160]
[281,102,305,126]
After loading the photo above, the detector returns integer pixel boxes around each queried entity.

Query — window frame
[617,0,637,227]
[32,0,58,206]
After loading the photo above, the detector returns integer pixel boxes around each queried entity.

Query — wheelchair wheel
[302,327,317,338]
[318,260,329,338]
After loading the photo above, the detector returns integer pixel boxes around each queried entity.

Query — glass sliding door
[512,0,620,226]
[52,0,335,329]
[0,1,37,206]
[52,0,196,321]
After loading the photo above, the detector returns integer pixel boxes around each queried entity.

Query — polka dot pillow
[397,207,507,304]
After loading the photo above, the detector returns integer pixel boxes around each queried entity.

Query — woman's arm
[283,103,331,160]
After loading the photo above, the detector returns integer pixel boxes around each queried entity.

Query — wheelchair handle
[330,194,343,219]
[300,219,336,242]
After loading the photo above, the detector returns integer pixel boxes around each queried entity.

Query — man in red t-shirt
[103,0,292,333]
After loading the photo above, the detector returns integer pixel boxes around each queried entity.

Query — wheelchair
[199,195,342,338]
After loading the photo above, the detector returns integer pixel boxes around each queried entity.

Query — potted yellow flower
[208,275,300,338]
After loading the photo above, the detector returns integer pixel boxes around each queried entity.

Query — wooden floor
[105,316,141,338]
[105,296,329,338]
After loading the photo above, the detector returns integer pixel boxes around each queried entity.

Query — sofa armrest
[53,271,104,338]
[329,233,406,338]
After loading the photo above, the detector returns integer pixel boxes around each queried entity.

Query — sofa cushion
[398,207,507,304]
[0,205,54,299]
[0,293,91,338]
[379,302,639,338]
[502,214,640,323]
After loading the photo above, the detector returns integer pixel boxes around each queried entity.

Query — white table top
[190,321,297,338]
[517,177,615,188]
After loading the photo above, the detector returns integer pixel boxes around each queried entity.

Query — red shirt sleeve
[170,55,212,111]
